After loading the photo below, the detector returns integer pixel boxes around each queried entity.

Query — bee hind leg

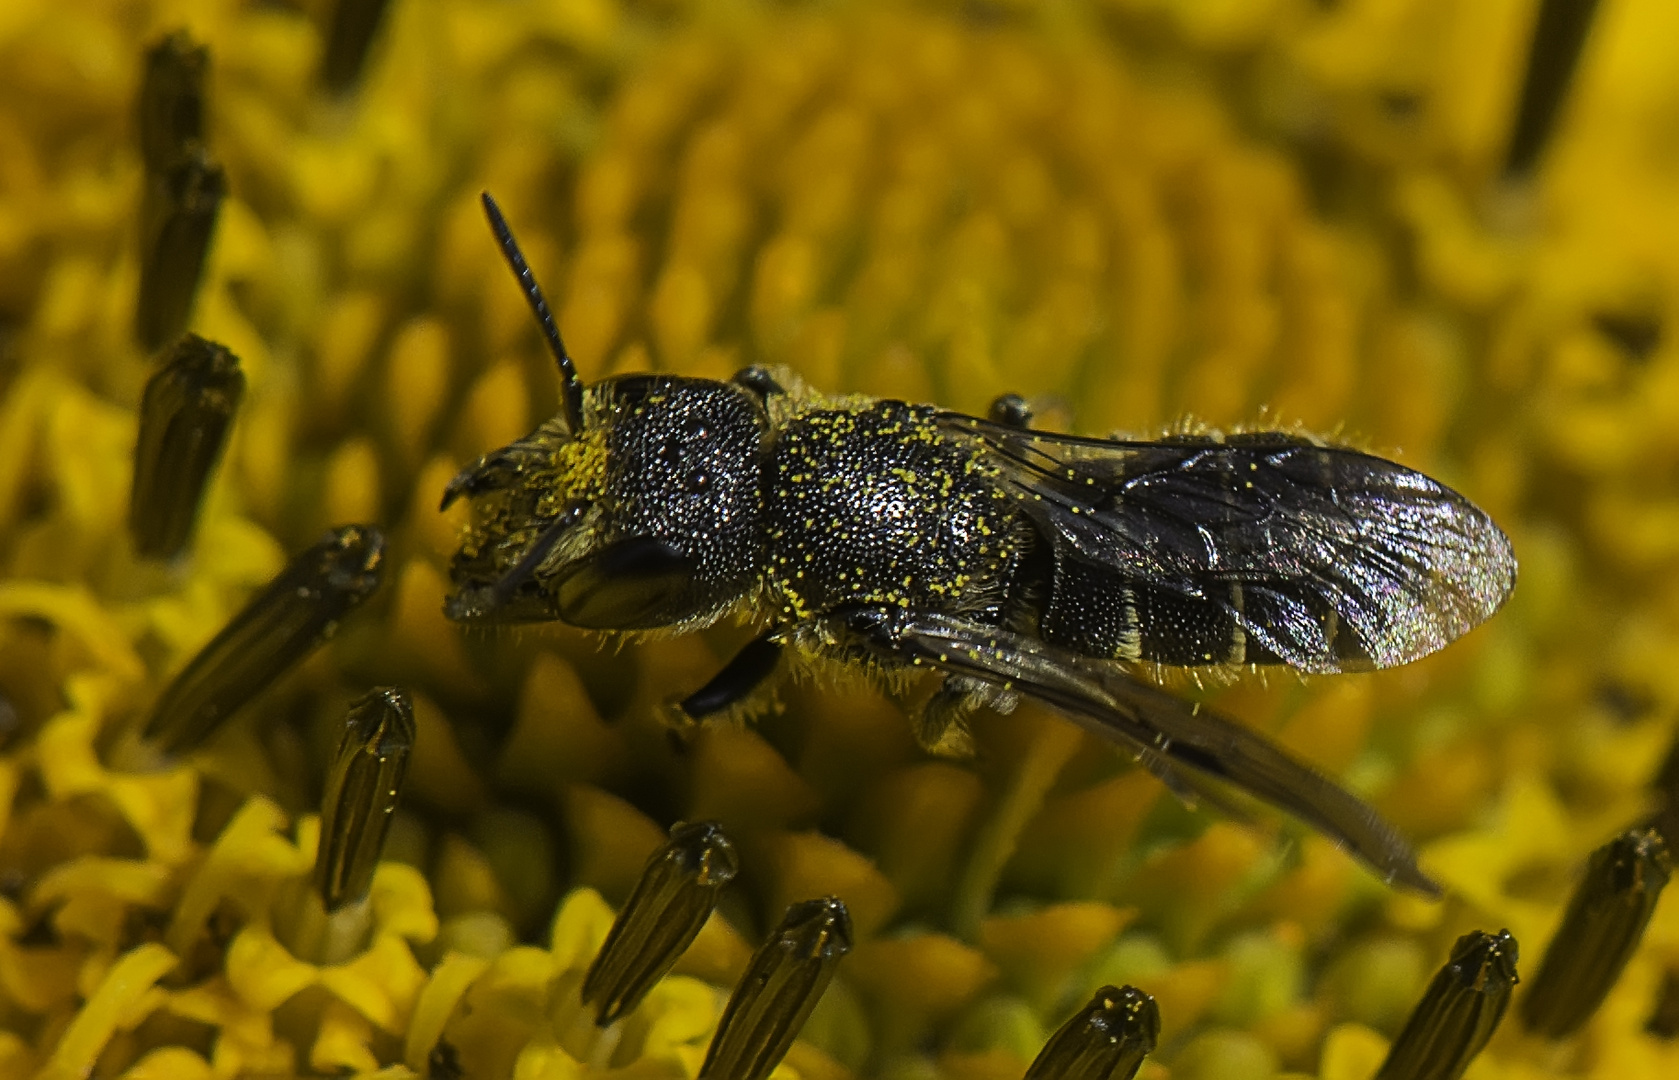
[915,675,1017,757]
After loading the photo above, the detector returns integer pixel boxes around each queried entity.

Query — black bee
[444,194,1517,894]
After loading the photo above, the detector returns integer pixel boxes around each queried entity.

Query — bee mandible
[443,194,1518,894]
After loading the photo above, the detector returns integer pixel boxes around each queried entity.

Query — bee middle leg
[823,606,1018,756]
[677,631,784,722]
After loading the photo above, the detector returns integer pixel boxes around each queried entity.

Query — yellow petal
[311,997,380,1074]
[323,933,428,1033]
[118,1046,212,1080]
[547,887,615,976]
[38,942,177,1080]
[226,925,318,1011]
[404,952,490,1072]
[512,1039,584,1080]
[166,797,300,956]
[370,862,440,944]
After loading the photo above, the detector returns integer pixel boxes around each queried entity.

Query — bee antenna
[480,191,585,434]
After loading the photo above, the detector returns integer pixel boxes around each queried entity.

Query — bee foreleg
[439,428,558,510]
[676,631,784,722]
[440,450,520,509]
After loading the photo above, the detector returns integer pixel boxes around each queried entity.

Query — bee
[444,194,1517,894]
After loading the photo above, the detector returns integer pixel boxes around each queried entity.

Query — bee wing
[942,415,1517,673]
[850,608,1437,894]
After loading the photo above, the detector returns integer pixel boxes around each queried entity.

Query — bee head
[443,374,767,630]
[441,195,766,631]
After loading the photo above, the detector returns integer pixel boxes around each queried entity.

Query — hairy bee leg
[440,424,565,510]
[914,682,976,757]
[445,503,589,621]
[679,632,785,720]
[440,452,520,510]
[731,366,786,400]
[915,675,1005,757]
[493,504,588,598]
[987,393,1034,429]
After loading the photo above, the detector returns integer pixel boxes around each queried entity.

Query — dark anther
[1503,0,1603,178]
[1520,827,1671,1039]
[136,148,226,350]
[138,31,208,174]
[0,692,18,752]
[129,334,245,559]
[698,896,853,1080]
[1025,984,1159,1080]
[134,29,220,352]
[1650,727,1679,847]
[1646,969,1679,1039]
[1653,722,1679,796]
[427,1040,464,1080]
[1591,311,1663,362]
[1377,90,1425,120]
[321,0,395,94]
[1594,678,1655,724]
[582,821,740,1026]
[1375,930,1519,1080]
[143,525,386,754]
[313,689,414,912]
[14,909,62,948]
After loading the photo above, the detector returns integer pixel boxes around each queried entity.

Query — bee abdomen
[1037,556,1354,668]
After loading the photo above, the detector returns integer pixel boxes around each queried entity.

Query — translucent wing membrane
[944,417,1517,673]
[849,608,1438,893]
